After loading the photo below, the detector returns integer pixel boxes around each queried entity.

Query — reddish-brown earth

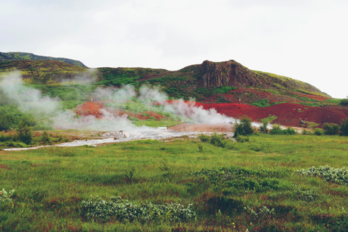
[74,101,166,121]
[75,101,348,129]
[195,102,348,127]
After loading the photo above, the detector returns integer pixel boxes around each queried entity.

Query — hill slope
[0,52,87,68]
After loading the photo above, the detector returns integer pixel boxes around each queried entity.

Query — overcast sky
[1,0,347,98]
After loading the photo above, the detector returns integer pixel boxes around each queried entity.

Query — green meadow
[1,134,348,231]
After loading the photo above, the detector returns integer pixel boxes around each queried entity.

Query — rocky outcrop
[196,60,329,96]
[197,60,265,87]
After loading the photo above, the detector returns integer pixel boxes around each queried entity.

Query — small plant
[236,135,249,143]
[297,165,348,185]
[199,134,210,143]
[302,129,314,135]
[234,115,253,138]
[210,132,226,148]
[16,120,33,144]
[41,131,51,144]
[125,166,137,184]
[0,188,15,204]
[81,196,196,222]
[314,128,324,136]
[198,144,203,152]
[245,206,274,219]
[270,125,296,135]
[340,99,348,106]
[259,115,277,133]
[340,118,348,136]
[323,123,340,135]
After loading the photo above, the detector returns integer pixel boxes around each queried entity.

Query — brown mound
[75,101,105,118]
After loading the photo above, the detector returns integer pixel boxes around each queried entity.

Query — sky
[1,0,348,98]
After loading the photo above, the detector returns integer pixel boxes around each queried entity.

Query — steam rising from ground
[0,71,240,131]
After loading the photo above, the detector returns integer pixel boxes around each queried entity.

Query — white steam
[0,71,243,131]
[0,71,61,114]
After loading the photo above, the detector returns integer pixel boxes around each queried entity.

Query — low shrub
[81,196,196,222]
[4,141,27,148]
[340,118,348,136]
[16,120,33,144]
[199,134,210,143]
[270,125,296,135]
[259,115,277,133]
[302,129,314,135]
[236,135,249,143]
[210,132,226,148]
[314,128,324,136]
[323,123,339,135]
[0,188,15,205]
[234,115,253,138]
[297,165,348,185]
[340,99,348,106]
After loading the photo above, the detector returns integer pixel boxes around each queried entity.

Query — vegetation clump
[340,118,348,136]
[233,115,253,138]
[323,123,339,135]
[82,196,196,222]
[297,165,348,185]
[0,188,15,205]
[340,99,348,106]
[259,115,277,133]
[270,125,296,135]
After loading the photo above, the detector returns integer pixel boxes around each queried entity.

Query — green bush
[340,99,348,106]
[302,130,314,135]
[323,123,339,135]
[233,115,253,138]
[252,99,271,107]
[314,128,324,136]
[259,115,277,133]
[270,125,296,135]
[340,118,348,136]
[297,165,348,185]
[236,135,249,143]
[16,120,33,144]
[212,86,236,94]
[199,134,210,143]
[0,188,15,205]
[210,132,226,148]
[82,196,196,222]
[4,141,27,148]
[41,131,51,144]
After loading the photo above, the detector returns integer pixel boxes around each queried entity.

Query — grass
[133,120,182,128]
[1,134,348,231]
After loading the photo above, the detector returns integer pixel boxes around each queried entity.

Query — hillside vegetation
[0,52,87,67]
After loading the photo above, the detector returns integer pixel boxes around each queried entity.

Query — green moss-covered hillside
[0,52,87,68]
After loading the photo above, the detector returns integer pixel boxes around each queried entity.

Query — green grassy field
[1,134,348,231]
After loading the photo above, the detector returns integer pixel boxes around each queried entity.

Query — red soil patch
[75,102,167,121]
[75,101,105,118]
[197,103,348,127]
[163,100,348,128]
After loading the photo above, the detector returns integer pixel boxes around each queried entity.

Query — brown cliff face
[196,60,328,96]
[197,60,267,88]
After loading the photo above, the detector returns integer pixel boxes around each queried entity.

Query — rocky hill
[0,52,87,68]
[0,58,332,107]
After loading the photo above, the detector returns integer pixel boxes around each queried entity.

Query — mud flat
[2,129,210,151]
[169,123,234,132]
